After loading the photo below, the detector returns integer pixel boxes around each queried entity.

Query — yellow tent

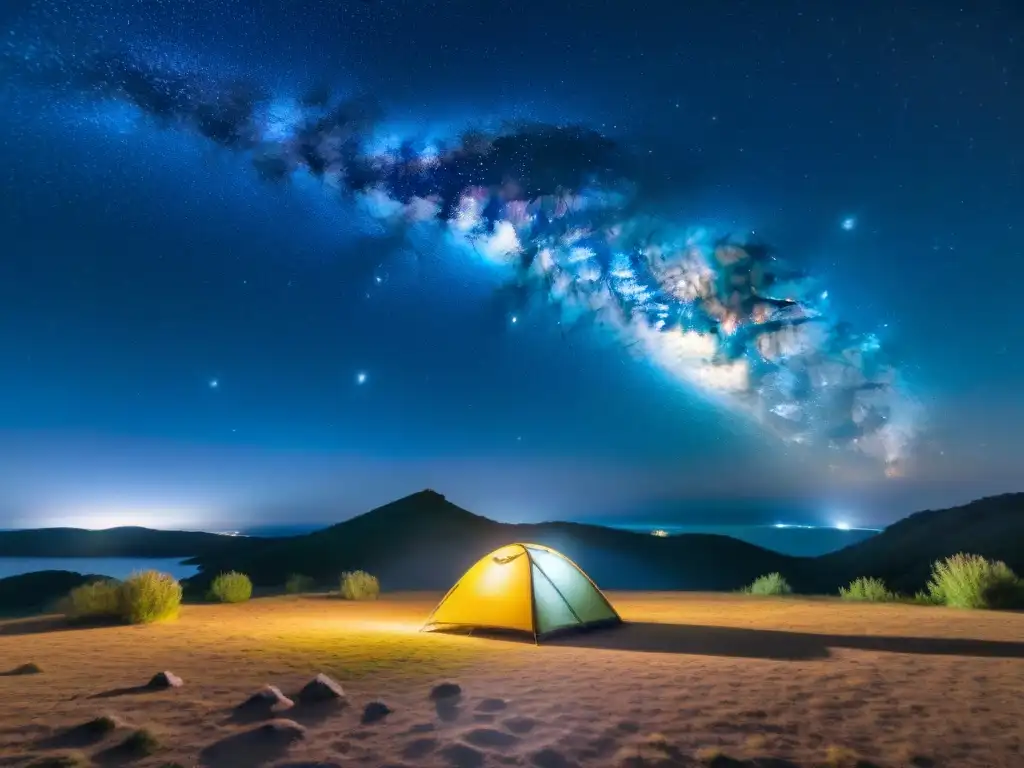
[422,543,622,641]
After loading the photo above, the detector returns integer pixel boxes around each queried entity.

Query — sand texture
[1,592,1022,767]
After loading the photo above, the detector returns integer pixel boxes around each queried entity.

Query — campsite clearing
[1,593,1021,767]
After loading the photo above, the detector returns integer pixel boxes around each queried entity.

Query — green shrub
[208,571,253,603]
[839,576,896,602]
[120,728,160,756]
[339,570,380,601]
[63,579,123,622]
[285,573,316,594]
[926,553,1024,609]
[742,572,792,596]
[119,570,182,624]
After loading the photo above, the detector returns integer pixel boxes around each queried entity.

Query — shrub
[208,571,253,603]
[119,570,182,624]
[339,570,380,601]
[120,728,160,756]
[742,572,792,596]
[285,573,316,594]
[926,553,1024,609]
[63,579,123,622]
[839,576,896,602]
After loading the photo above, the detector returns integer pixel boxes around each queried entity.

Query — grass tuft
[839,576,897,602]
[120,728,160,756]
[741,572,792,596]
[63,580,123,623]
[340,570,380,601]
[209,571,253,604]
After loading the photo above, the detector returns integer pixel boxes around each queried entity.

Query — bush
[120,728,160,757]
[926,553,1024,609]
[339,570,380,601]
[839,576,896,602]
[64,579,123,622]
[285,573,316,594]
[208,571,252,603]
[119,570,182,624]
[742,572,792,596]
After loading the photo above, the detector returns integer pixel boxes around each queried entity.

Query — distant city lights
[651,529,669,537]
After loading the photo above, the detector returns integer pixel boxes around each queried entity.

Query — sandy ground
[1,592,1022,767]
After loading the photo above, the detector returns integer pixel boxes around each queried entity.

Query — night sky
[1,0,1021,532]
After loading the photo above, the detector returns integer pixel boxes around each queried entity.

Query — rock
[298,673,345,704]
[147,671,183,689]
[238,685,294,714]
[429,682,462,701]
[361,700,393,724]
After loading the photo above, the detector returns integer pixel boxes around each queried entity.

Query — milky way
[6,45,920,471]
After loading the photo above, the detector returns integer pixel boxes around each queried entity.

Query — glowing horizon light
[651,529,668,537]
[835,521,851,530]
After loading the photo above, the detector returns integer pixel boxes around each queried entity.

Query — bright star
[356,372,367,385]
[841,216,856,231]
[511,315,518,324]
[209,378,219,389]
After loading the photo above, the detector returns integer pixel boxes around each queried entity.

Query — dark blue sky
[0,0,1021,530]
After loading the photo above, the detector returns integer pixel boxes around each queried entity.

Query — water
[0,557,199,581]
[605,524,879,557]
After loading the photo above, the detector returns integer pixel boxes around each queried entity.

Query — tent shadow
[548,622,1024,661]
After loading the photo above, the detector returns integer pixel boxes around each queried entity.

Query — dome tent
[422,543,621,642]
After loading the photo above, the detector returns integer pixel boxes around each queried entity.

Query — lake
[0,558,199,581]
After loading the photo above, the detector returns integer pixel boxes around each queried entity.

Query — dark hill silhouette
[816,492,1024,592]
[1,490,1022,606]
[184,489,802,592]
[0,526,248,558]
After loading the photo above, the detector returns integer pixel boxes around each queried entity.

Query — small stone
[361,700,393,724]
[429,682,462,701]
[147,671,183,689]
[238,685,294,713]
[298,673,345,704]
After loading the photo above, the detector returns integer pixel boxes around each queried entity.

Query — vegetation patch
[61,570,182,625]
[741,572,792,596]
[209,571,253,603]
[340,570,380,601]
[119,728,161,757]
[926,553,1024,609]
[839,577,897,602]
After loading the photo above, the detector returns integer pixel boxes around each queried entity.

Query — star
[356,372,367,385]
[841,216,857,231]
[209,378,219,389]
[510,315,518,324]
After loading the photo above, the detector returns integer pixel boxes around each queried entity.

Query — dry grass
[0,592,1021,767]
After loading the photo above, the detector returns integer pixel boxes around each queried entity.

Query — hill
[0,570,107,616]
[185,489,801,593]
[816,492,1024,592]
[0,526,248,558]
[2,491,1022,603]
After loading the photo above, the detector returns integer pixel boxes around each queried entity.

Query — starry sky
[0,0,1021,532]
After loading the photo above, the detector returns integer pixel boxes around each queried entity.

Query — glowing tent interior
[422,543,622,641]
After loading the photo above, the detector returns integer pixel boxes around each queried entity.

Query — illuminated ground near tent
[1,594,1022,767]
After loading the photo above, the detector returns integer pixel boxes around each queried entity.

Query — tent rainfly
[421,543,622,641]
